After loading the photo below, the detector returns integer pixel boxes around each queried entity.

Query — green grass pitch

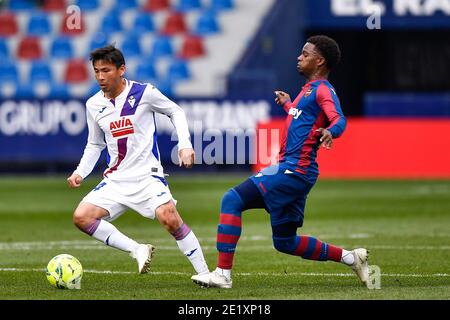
[0,175,449,300]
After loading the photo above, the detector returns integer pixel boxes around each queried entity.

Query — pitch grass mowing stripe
[1,268,449,278]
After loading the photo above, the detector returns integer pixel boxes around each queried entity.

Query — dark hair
[89,45,125,69]
[307,35,341,70]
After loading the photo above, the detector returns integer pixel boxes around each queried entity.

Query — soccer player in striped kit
[67,45,209,279]
[192,35,369,289]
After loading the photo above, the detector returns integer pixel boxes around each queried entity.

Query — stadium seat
[121,35,142,58]
[133,11,155,33]
[167,58,190,82]
[50,37,74,59]
[179,35,205,59]
[162,12,188,35]
[211,0,234,11]
[27,12,52,36]
[75,0,99,11]
[43,0,66,11]
[134,60,157,82]
[17,37,43,60]
[89,32,109,52]
[143,0,170,12]
[153,79,173,97]
[0,60,19,84]
[88,82,101,96]
[0,39,9,58]
[30,60,53,84]
[176,0,202,12]
[150,35,173,59]
[100,12,123,33]
[60,11,85,36]
[64,59,89,83]
[50,83,70,99]
[112,0,138,11]
[8,0,36,10]
[0,13,19,36]
[194,11,220,35]
[15,84,35,99]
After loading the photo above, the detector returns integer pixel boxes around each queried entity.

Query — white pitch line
[0,268,448,278]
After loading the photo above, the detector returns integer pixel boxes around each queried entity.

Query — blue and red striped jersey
[279,79,346,183]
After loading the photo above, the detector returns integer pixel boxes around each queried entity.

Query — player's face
[297,43,322,76]
[93,60,125,94]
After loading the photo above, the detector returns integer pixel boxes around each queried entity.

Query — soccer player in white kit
[67,45,209,279]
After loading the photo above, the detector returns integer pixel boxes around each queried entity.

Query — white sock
[215,267,231,281]
[341,249,355,266]
[176,231,209,275]
[91,219,140,253]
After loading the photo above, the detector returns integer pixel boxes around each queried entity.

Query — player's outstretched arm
[67,174,84,188]
[178,148,195,169]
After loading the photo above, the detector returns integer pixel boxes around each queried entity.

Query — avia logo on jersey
[110,117,134,138]
[288,107,303,119]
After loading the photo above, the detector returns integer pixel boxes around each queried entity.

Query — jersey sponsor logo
[304,88,314,97]
[109,117,134,138]
[288,107,303,119]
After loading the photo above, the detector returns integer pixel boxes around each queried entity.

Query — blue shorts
[250,164,314,227]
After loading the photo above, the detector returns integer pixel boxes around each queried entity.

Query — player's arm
[315,84,347,149]
[67,107,106,187]
[147,87,194,168]
[274,91,292,113]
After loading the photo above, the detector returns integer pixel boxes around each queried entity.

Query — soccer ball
[46,254,83,289]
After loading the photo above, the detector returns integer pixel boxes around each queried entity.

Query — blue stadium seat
[135,60,157,82]
[50,83,70,99]
[133,11,155,33]
[50,37,74,59]
[0,39,9,58]
[29,60,53,84]
[76,0,99,11]
[211,0,234,11]
[167,58,190,82]
[100,11,123,33]
[153,79,173,97]
[89,32,110,52]
[15,84,35,99]
[0,60,19,84]
[176,0,202,12]
[27,12,51,36]
[8,0,36,10]
[194,11,220,35]
[88,82,101,96]
[150,35,173,59]
[121,35,142,57]
[112,0,138,11]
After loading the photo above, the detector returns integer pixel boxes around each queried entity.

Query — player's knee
[72,203,103,229]
[221,188,244,213]
[272,236,297,254]
[156,202,181,232]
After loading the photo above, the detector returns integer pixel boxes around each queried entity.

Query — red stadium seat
[162,12,187,35]
[60,11,85,36]
[17,37,43,60]
[179,35,205,59]
[64,59,89,83]
[0,13,19,36]
[143,0,171,12]
[43,0,66,11]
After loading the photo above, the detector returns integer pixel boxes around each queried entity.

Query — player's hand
[316,128,333,150]
[178,148,195,169]
[274,91,291,106]
[67,174,83,188]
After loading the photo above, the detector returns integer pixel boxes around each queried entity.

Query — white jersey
[73,79,192,182]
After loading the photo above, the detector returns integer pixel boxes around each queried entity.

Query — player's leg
[271,220,369,285]
[75,181,155,274]
[155,200,209,276]
[191,178,265,288]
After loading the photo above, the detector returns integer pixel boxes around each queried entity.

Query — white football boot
[131,244,156,274]
[191,269,232,289]
[350,248,369,286]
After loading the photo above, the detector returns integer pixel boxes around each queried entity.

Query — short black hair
[89,45,125,69]
[307,35,341,70]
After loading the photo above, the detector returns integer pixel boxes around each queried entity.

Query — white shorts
[81,176,175,221]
